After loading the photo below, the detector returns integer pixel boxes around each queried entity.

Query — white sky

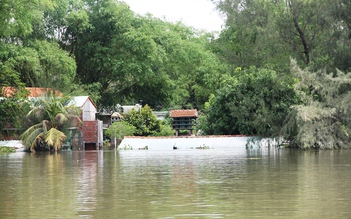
[121,0,224,32]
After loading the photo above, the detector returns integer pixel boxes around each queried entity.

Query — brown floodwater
[1,141,351,219]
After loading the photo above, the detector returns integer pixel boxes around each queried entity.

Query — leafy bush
[105,121,136,140]
[0,98,30,133]
[152,122,174,136]
[199,67,298,136]
[123,105,161,136]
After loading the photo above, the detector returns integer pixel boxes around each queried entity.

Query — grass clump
[0,147,16,153]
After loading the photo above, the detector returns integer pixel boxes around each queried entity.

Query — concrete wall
[119,136,251,150]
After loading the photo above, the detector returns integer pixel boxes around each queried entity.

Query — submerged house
[169,109,198,136]
[68,96,103,150]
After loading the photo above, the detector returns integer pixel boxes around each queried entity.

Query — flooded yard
[1,137,351,218]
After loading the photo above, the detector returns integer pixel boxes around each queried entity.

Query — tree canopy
[198,67,298,136]
[213,0,351,72]
[2,0,351,149]
[0,0,226,110]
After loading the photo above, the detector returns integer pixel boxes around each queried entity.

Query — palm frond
[42,120,52,132]
[55,113,68,125]
[30,133,45,152]
[20,123,44,148]
[45,128,67,150]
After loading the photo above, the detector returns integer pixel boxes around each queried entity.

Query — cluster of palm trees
[21,92,81,152]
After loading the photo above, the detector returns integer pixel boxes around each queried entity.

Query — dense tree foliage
[122,105,161,136]
[0,0,76,93]
[213,0,351,72]
[62,1,225,108]
[0,0,226,110]
[282,60,351,149]
[198,67,297,136]
[0,98,30,134]
[0,0,55,38]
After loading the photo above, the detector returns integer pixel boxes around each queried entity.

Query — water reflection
[75,152,99,216]
[1,146,351,218]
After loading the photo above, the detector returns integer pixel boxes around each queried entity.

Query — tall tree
[0,44,28,95]
[214,0,289,69]
[0,0,78,94]
[213,0,336,70]
[136,15,227,109]
[326,0,351,72]
[29,40,77,92]
[65,0,131,105]
[282,60,351,149]
[278,0,332,68]
[63,0,225,109]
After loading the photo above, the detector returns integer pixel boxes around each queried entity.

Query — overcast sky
[121,0,224,32]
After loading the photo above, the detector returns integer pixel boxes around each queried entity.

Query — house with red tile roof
[169,109,198,136]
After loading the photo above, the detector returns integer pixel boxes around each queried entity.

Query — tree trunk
[288,0,310,65]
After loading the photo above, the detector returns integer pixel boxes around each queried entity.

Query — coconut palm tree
[21,91,81,151]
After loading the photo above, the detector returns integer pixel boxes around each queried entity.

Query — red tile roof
[2,87,62,98]
[169,109,198,118]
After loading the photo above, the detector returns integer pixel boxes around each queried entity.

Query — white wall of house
[81,99,96,121]
[73,96,97,121]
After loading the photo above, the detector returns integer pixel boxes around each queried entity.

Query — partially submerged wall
[119,136,250,150]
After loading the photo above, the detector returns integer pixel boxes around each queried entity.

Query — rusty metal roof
[2,87,62,97]
[169,109,198,118]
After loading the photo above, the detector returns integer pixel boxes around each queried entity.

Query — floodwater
[1,137,351,219]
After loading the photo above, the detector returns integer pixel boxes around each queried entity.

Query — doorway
[84,143,96,150]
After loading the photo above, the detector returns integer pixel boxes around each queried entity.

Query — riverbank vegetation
[1,0,351,149]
